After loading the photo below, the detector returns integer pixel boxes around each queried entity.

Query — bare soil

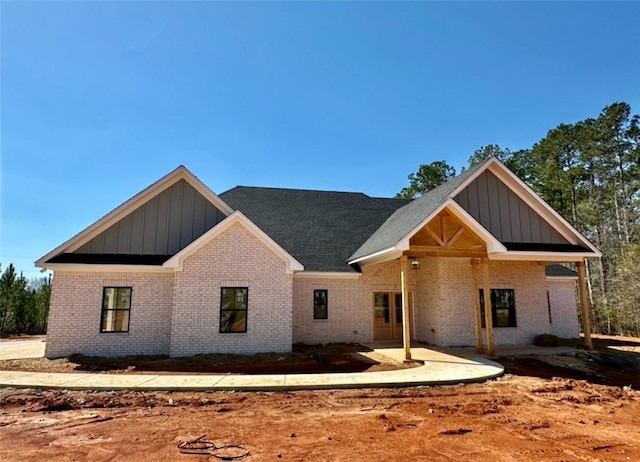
[0,343,418,375]
[0,337,639,461]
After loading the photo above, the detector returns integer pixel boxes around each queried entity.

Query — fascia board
[355,249,405,267]
[293,272,362,280]
[490,251,600,262]
[347,246,399,266]
[35,166,235,268]
[42,264,173,273]
[164,211,304,273]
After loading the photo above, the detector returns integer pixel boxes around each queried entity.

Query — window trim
[100,286,132,333]
[479,288,517,328]
[219,287,248,333]
[313,289,328,320]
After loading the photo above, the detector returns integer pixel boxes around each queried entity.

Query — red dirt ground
[1,350,639,462]
[1,335,639,461]
[0,343,419,375]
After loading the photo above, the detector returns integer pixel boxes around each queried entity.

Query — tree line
[398,102,640,338]
[0,263,51,337]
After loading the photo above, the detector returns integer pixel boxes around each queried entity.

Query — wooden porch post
[576,260,594,350]
[400,255,412,361]
[470,258,484,354]
[481,258,495,356]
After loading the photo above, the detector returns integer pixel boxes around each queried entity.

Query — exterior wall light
[410,257,420,270]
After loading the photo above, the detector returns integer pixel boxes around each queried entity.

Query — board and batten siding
[75,179,227,255]
[454,170,569,244]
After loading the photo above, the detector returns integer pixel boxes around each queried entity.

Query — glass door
[373,292,411,340]
[373,293,391,340]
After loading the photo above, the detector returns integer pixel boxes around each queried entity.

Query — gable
[349,157,600,266]
[348,161,486,264]
[164,211,304,273]
[37,166,234,268]
[454,170,570,245]
[73,179,227,256]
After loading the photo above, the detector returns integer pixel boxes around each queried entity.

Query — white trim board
[489,251,595,262]
[546,276,578,281]
[294,272,361,280]
[41,264,174,273]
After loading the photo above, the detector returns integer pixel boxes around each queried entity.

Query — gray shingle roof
[349,163,484,262]
[219,187,408,272]
[545,264,577,278]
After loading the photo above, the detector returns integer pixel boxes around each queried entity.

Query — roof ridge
[222,185,372,196]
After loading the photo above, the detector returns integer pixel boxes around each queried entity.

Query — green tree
[11,272,31,334]
[530,123,587,225]
[30,275,52,333]
[0,264,19,336]
[466,144,511,169]
[396,160,456,199]
[595,102,640,246]
[465,145,533,184]
[0,264,52,336]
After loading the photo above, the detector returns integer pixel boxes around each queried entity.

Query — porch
[364,206,594,360]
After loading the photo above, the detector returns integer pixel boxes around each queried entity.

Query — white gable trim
[396,199,508,254]
[35,166,235,268]
[164,211,304,274]
[349,200,508,267]
[348,246,399,266]
[449,157,601,256]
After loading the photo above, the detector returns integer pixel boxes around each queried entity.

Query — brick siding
[292,260,418,345]
[45,271,174,358]
[46,243,580,357]
[411,259,579,346]
[546,279,580,338]
[169,222,292,356]
[292,258,580,348]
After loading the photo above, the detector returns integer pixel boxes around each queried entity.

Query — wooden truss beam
[446,226,465,246]
[406,246,487,258]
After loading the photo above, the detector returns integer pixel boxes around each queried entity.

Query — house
[36,157,601,359]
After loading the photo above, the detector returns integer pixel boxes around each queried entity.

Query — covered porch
[392,207,595,360]
[349,157,601,361]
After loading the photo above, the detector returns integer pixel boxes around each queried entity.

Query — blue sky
[1,1,639,278]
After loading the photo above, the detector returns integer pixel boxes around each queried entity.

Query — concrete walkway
[0,346,504,392]
[0,337,46,360]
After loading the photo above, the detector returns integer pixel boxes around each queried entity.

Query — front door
[373,292,411,340]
